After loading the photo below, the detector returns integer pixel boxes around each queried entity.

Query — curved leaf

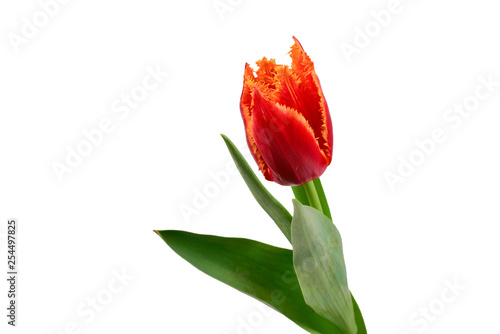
[293,181,366,333]
[291,200,357,334]
[351,294,367,334]
[221,134,292,243]
[155,229,344,334]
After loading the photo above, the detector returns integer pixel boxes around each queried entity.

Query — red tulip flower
[240,37,333,186]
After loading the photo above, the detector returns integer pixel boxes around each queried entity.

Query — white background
[1,0,500,333]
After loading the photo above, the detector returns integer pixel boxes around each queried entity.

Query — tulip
[240,37,333,186]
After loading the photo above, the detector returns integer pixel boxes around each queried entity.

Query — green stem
[313,178,332,220]
[291,185,310,206]
[303,180,323,213]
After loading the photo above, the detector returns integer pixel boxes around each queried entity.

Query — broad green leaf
[156,230,344,334]
[292,182,367,334]
[291,200,357,334]
[221,134,292,243]
[351,294,367,334]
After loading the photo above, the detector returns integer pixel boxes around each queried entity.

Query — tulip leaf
[221,134,292,243]
[351,294,367,334]
[155,229,344,334]
[292,183,367,334]
[291,200,358,334]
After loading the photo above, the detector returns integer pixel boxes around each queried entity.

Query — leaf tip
[292,198,303,212]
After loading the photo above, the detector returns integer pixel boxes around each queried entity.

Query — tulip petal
[287,37,333,162]
[239,38,334,186]
[240,63,255,121]
[255,57,278,92]
[251,89,328,186]
[240,63,276,181]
